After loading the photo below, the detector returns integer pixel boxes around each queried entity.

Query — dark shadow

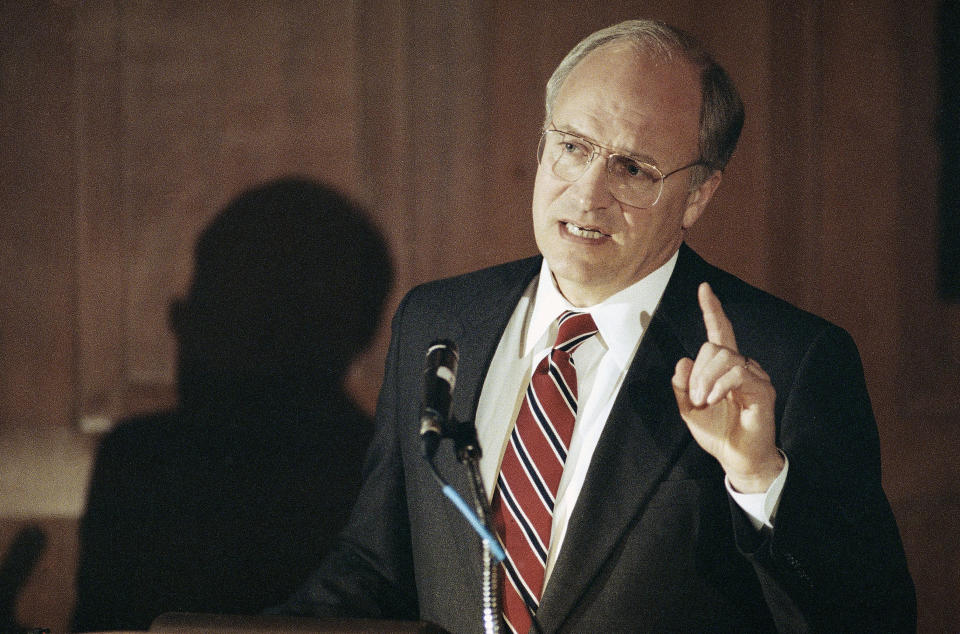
[70,177,392,633]
[940,0,960,299]
[0,525,47,634]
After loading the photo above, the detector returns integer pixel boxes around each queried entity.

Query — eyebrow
[554,124,660,166]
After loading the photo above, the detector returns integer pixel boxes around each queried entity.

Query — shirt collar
[524,250,679,369]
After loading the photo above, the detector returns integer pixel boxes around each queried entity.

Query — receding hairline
[544,21,703,124]
[553,38,701,100]
[548,41,704,161]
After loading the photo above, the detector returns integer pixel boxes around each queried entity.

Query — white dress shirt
[474,251,786,586]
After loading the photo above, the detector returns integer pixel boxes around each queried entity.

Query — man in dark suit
[277,19,915,632]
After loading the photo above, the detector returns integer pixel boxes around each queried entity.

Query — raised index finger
[698,282,738,351]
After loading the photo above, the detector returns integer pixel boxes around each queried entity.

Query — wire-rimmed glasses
[537,129,706,209]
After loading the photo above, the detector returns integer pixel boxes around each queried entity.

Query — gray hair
[544,19,745,187]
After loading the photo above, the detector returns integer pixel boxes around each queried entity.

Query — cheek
[618,217,650,247]
[620,208,673,245]
[531,171,561,222]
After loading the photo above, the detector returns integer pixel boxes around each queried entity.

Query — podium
[145,613,447,634]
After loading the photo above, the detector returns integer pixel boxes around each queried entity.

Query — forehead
[551,41,701,162]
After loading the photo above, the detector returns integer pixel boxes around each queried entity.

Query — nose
[570,153,615,210]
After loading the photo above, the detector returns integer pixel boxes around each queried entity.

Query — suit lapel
[535,245,710,631]
[432,256,543,447]
[425,257,543,598]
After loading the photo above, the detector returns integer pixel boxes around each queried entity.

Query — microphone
[419,340,458,460]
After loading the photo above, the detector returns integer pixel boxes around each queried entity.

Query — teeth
[565,222,605,239]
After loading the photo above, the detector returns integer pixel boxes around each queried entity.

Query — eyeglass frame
[536,128,708,209]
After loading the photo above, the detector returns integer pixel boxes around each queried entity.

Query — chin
[550,263,608,294]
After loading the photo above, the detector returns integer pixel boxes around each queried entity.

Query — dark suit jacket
[279,245,915,632]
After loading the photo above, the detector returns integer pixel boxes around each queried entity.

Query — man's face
[531,42,719,306]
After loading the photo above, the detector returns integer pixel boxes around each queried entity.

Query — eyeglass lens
[538,130,663,208]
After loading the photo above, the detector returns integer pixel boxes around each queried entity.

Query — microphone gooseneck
[416,339,506,633]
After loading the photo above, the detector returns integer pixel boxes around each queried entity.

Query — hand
[671,282,783,493]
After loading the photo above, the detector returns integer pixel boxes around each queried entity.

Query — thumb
[672,357,695,416]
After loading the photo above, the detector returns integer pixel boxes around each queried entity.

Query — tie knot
[553,311,598,353]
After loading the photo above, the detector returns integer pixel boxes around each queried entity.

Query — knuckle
[715,347,736,364]
[699,342,723,357]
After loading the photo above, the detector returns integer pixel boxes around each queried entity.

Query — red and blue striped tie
[494,310,598,633]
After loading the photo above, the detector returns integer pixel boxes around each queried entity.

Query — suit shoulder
[720,274,840,343]
[674,248,856,368]
[682,249,834,334]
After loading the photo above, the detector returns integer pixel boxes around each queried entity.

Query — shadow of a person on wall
[70,177,393,633]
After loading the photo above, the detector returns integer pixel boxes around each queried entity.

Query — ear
[681,170,722,230]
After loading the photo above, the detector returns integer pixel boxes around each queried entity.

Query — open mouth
[564,221,608,240]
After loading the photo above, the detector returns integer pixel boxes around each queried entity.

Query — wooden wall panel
[352,0,411,413]
[764,1,824,310]
[72,0,364,426]
[669,0,773,291]
[817,3,905,423]
[898,0,960,424]
[73,1,132,430]
[0,5,76,434]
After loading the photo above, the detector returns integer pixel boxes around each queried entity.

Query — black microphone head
[425,339,458,370]
[419,340,458,459]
